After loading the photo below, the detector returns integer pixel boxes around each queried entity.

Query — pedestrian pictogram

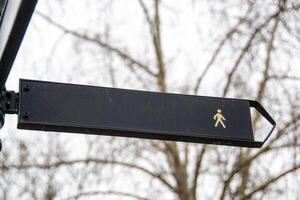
[214,109,226,128]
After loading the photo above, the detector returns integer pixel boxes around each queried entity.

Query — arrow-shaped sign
[14,79,276,148]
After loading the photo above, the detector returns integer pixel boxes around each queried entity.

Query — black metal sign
[17,79,276,148]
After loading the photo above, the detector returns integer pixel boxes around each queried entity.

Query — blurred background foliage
[1,0,300,199]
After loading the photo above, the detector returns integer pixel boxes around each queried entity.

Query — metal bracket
[0,90,18,152]
[0,91,4,152]
[0,90,6,129]
[1,90,19,115]
[0,90,19,127]
[249,100,276,144]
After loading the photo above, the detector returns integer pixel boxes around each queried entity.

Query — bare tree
[1,0,300,199]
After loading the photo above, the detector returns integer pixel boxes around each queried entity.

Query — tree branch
[191,145,207,200]
[222,7,285,97]
[36,11,157,77]
[240,164,300,200]
[193,1,255,94]
[1,158,174,191]
[61,190,149,200]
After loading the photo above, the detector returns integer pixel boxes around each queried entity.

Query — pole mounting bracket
[0,90,19,128]
[1,90,19,114]
[0,90,18,152]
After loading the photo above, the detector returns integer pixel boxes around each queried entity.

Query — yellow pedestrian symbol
[214,109,226,128]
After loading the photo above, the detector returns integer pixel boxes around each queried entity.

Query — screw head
[23,112,30,119]
[23,85,30,92]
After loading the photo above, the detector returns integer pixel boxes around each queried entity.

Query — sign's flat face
[0,0,37,90]
[18,79,259,147]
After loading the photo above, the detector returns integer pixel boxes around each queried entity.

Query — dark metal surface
[0,86,5,152]
[0,0,8,27]
[0,104,4,128]
[248,100,276,144]
[0,0,38,91]
[0,89,18,151]
[0,88,5,128]
[1,90,18,114]
[17,79,276,148]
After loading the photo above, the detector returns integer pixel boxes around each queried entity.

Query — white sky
[1,0,300,199]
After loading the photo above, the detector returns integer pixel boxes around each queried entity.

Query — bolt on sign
[0,0,276,152]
